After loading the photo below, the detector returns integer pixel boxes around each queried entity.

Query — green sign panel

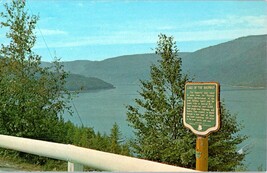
[183,82,220,136]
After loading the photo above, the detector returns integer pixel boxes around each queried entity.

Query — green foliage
[127,33,193,167]
[62,122,130,171]
[108,123,131,155]
[0,0,130,170]
[126,34,247,171]
[0,0,72,142]
[109,123,121,153]
[208,103,248,171]
[61,122,131,157]
[0,0,73,167]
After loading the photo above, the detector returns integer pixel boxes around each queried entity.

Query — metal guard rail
[0,134,196,172]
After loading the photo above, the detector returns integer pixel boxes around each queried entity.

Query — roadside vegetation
[0,122,129,171]
[0,0,129,171]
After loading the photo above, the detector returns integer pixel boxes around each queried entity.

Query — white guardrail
[0,134,197,172]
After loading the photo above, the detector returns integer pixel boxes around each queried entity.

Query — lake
[64,84,266,171]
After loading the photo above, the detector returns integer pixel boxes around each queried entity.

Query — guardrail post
[68,162,84,172]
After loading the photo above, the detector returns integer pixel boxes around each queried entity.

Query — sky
[0,0,266,62]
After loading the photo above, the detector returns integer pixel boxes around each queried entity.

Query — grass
[0,155,42,171]
[0,155,68,171]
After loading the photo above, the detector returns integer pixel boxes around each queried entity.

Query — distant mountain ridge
[60,34,266,88]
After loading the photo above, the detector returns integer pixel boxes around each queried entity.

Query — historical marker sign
[183,82,220,136]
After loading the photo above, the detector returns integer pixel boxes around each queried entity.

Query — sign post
[196,136,208,171]
[183,82,220,171]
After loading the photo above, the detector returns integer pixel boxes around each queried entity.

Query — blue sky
[0,1,266,62]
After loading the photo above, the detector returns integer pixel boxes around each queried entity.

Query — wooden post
[196,136,208,171]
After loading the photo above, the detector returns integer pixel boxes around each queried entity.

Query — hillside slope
[40,63,115,91]
[61,54,158,85]
[62,53,189,85]
[66,74,115,91]
[62,34,266,88]
[182,34,267,87]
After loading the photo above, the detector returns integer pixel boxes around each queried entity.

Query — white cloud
[152,15,267,42]
[189,15,267,29]
[173,28,267,42]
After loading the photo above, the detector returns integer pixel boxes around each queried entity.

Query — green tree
[109,123,122,154]
[0,0,72,142]
[108,123,130,156]
[90,132,110,152]
[126,34,247,171]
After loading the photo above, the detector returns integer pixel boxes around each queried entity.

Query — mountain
[61,53,190,85]
[61,34,266,88]
[182,34,267,87]
[60,55,156,85]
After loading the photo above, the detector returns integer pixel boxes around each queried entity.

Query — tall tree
[0,0,72,142]
[108,123,130,156]
[109,123,122,154]
[126,34,247,171]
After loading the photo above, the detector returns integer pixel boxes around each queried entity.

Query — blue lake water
[64,85,266,171]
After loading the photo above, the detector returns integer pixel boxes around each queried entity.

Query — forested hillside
[66,74,115,91]
[182,34,267,87]
[60,34,266,88]
[60,53,188,85]
[40,63,115,91]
